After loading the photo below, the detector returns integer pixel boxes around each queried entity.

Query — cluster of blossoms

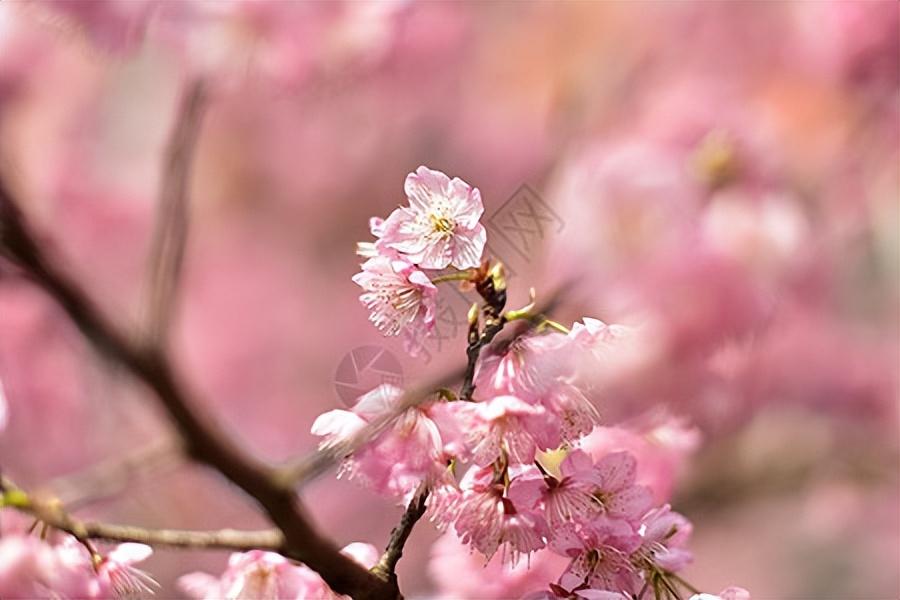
[315,167,748,599]
[353,165,487,355]
[0,530,157,599]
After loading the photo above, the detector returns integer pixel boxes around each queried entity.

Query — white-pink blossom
[311,384,446,502]
[453,465,548,564]
[508,451,599,529]
[352,254,437,355]
[379,166,486,269]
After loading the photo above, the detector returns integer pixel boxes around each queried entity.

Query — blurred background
[0,1,897,598]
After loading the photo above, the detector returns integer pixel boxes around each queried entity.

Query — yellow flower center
[429,213,455,234]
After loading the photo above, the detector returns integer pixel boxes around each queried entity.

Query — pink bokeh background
[0,2,897,598]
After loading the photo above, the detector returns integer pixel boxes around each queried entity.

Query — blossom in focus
[551,520,642,595]
[311,384,445,502]
[508,450,600,529]
[379,166,486,269]
[453,464,548,564]
[351,254,437,355]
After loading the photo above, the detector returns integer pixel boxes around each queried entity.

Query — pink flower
[0,535,89,599]
[352,255,437,355]
[580,419,701,504]
[93,543,158,598]
[569,319,631,361]
[587,452,654,524]
[379,166,486,269]
[474,333,598,447]
[453,465,548,564]
[475,332,575,400]
[311,384,446,502]
[179,543,378,600]
[508,450,599,529]
[450,395,549,466]
[429,532,568,600]
[636,505,693,573]
[551,521,642,595]
[0,535,156,599]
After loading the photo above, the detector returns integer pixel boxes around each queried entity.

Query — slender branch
[143,79,206,346]
[47,437,182,510]
[2,476,283,552]
[371,490,429,582]
[0,179,390,600]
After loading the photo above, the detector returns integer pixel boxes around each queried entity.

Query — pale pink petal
[449,223,487,269]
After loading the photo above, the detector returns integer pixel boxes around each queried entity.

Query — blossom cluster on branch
[313,167,747,600]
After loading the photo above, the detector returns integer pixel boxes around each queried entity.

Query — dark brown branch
[0,179,391,600]
[371,490,429,583]
[144,79,206,346]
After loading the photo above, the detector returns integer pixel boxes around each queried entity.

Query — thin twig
[143,79,206,346]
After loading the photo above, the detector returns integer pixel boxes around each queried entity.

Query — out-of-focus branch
[46,437,182,510]
[1,476,283,552]
[371,490,429,582]
[143,79,206,346]
[0,179,391,600]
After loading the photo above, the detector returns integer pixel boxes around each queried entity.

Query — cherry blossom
[452,465,548,564]
[179,543,378,600]
[551,521,642,596]
[351,254,437,355]
[588,452,654,524]
[90,543,159,598]
[508,450,599,529]
[635,505,694,573]
[311,384,446,502]
[450,394,550,466]
[379,166,487,269]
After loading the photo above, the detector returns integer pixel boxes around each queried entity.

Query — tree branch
[0,178,391,600]
[143,78,206,346]
[371,490,429,583]
[1,476,283,552]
